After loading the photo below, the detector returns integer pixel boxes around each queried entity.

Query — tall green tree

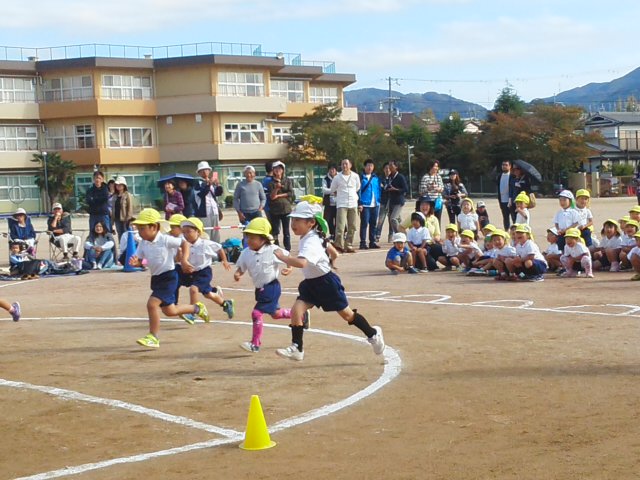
[31,152,77,208]
[491,86,526,118]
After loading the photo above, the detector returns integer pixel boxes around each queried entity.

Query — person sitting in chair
[46,203,81,260]
[8,208,37,255]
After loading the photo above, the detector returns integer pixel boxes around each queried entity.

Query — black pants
[323,205,337,238]
[499,202,514,230]
[270,213,291,251]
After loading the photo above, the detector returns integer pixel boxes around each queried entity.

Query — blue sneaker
[181,313,196,325]
[10,302,20,322]
[222,299,235,319]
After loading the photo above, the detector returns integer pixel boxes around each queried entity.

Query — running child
[592,219,622,271]
[234,217,308,353]
[543,227,562,272]
[386,232,419,274]
[0,299,20,322]
[504,224,547,281]
[514,192,531,225]
[438,224,462,270]
[457,198,480,239]
[273,201,385,361]
[128,208,209,348]
[553,190,581,251]
[619,220,639,269]
[560,227,593,278]
[627,231,640,281]
[575,189,594,247]
[406,212,431,272]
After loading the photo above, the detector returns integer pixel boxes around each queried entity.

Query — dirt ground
[2,197,640,480]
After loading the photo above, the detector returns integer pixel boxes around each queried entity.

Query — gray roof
[585,142,621,152]
[585,112,640,126]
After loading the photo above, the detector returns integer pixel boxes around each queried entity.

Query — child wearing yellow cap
[457,198,480,240]
[491,229,518,280]
[553,190,581,252]
[619,220,640,270]
[559,228,593,278]
[592,219,623,272]
[630,206,640,223]
[438,224,462,270]
[456,229,483,271]
[514,192,530,226]
[128,209,209,348]
[505,225,548,281]
[627,232,640,281]
[575,189,594,247]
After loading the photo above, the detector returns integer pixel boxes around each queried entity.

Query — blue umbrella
[157,173,196,187]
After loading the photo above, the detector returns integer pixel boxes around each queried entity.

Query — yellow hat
[620,215,631,222]
[576,188,590,198]
[180,217,205,233]
[630,206,640,214]
[634,231,640,239]
[491,229,509,239]
[515,224,532,234]
[445,223,459,232]
[482,224,497,232]
[298,194,324,205]
[460,229,475,239]
[132,208,162,225]
[626,219,640,229]
[564,227,581,238]
[461,198,475,211]
[168,213,187,226]
[243,217,274,242]
[514,192,530,205]
[602,218,621,235]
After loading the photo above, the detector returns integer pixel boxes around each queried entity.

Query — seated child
[456,229,483,270]
[476,201,490,229]
[457,198,480,239]
[385,232,419,274]
[627,231,640,281]
[592,219,622,271]
[406,212,431,272]
[438,224,462,270]
[560,228,593,278]
[508,224,518,247]
[543,227,562,272]
[619,220,639,269]
[504,224,548,281]
[9,242,43,279]
[514,192,531,225]
[491,229,517,280]
[470,234,496,273]
[630,206,640,224]
[553,190,580,251]
[575,189,594,247]
[481,224,497,250]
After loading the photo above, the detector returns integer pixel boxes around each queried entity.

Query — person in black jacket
[178,179,195,218]
[496,160,516,229]
[322,164,338,240]
[85,171,111,232]
[387,160,408,240]
[194,161,224,242]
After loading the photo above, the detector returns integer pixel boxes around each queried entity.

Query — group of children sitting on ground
[385,189,640,282]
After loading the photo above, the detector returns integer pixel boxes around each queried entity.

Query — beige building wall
[155,66,212,97]
[158,113,213,144]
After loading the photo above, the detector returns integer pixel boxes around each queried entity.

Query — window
[102,75,153,100]
[45,125,95,150]
[218,72,264,97]
[271,79,304,102]
[224,123,265,144]
[272,126,292,144]
[0,175,40,201]
[0,77,36,103]
[108,127,153,148]
[0,125,39,151]
[309,86,338,104]
[42,75,93,102]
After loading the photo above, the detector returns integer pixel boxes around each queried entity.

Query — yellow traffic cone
[239,395,276,450]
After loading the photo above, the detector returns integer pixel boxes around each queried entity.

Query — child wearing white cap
[385,232,419,274]
[553,190,581,251]
[273,201,385,361]
[543,227,562,272]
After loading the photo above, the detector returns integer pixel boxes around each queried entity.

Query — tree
[490,86,526,118]
[31,152,77,208]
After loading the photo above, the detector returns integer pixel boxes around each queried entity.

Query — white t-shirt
[236,244,289,288]
[461,241,483,260]
[457,212,479,231]
[544,243,562,256]
[187,237,223,271]
[298,230,331,279]
[621,234,637,247]
[575,207,593,228]
[553,208,581,231]
[599,235,622,249]
[627,246,640,260]
[495,245,517,258]
[485,248,497,259]
[516,239,547,265]
[499,173,511,202]
[443,237,461,256]
[515,208,530,225]
[407,226,431,246]
[563,242,590,258]
[135,232,182,277]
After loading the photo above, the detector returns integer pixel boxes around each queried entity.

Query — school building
[0,42,357,214]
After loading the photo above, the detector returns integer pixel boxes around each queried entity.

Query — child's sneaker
[214,285,224,297]
[302,310,311,330]
[10,302,20,322]
[222,299,235,319]
[240,342,260,353]
[137,333,159,348]
[195,302,210,322]
[610,262,620,272]
[276,344,304,361]
[631,273,640,281]
[181,313,196,325]
[407,267,419,274]
[368,326,386,355]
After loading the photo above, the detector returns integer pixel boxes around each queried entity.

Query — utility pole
[380,77,400,131]
[407,145,414,199]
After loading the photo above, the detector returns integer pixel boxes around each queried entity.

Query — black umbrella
[513,159,542,183]
[157,173,196,188]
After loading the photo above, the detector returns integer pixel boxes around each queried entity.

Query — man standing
[85,171,110,232]
[330,158,360,253]
[387,160,408,239]
[233,165,266,224]
[194,161,224,242]
[497,160,516,229]
[322,164,338,240]
[358,159,381,249]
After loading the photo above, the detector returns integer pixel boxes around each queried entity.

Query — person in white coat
[330,158,361,253]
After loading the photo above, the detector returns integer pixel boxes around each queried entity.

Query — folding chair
[7,217,39,255]
[46,232,81,263]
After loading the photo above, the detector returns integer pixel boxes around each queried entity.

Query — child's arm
[128,254,142,267]
[326,243,339,269]
[217,248,231,271]
[179,240,194,274]
[274,248,308,269]
[233,267,243,282]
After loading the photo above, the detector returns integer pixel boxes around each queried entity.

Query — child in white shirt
[407,212,431,272]
[560,228,593,278]
[438,224,462,270]
[553,190,581,251]
[593,219,622,271]
[505,224,548,281]
[514,192,531,225]
[575,189,594,247]
[457,229,483,270]
[492,229,517,280]
[457,198,480,239]
[627,232,640,281]
[543,227,562,272]
[619,220,639,269]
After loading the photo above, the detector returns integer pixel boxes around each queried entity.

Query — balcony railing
[0,42,337,73]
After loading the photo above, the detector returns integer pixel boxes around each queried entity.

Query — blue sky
[2,0,640,108]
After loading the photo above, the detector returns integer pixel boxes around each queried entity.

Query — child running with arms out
[504,224,548,281]
[128,208,209,348]
[234,217,309,353]
[273,201,385,361]
[560,227,593,278]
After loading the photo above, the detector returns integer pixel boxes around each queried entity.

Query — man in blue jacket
[358,159,382,249]
[194,161,224,242]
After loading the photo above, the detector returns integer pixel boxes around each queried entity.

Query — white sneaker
[368,326,386,355]
[276,344,304,361]
[239,342,259,353]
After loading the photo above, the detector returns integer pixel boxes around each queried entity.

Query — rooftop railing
[0,42,337,73]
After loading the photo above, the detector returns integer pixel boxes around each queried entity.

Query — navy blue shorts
[151,269,179,307]
[521,259,548,276]
[255,279,281,315]
[297,272,349,312]
[179,266,213,295]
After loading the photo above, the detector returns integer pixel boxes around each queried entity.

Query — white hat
[392,232,407,243]
[114,176,127,186]
[13,208,26,216]
[558,190,574,200]
[271,160,285,169]
[196,161,212,172]
[288,201,322,219]
[477,201,486,207]
[52,202,62,210]
[547,226,559,235]
[243,165,256,173]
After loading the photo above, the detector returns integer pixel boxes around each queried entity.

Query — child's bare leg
[290,299,311,327]
[161,302,198,318]
[450,256,461,267]
[494,259,505,274]
[189,285,198,304]
[203,290,224,306]
[417,249,427,268]
[147,296,163,336]
[0,299,12,312]
[631,255,640,273]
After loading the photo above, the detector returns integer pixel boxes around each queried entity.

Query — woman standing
[418,161,444,222]
[443,169,468,224]
[163,180,185,220]
[113,176,134,240]
[84,221,115,269]
[268,161,295,250]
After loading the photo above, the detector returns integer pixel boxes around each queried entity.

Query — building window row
[218,72,265,97]
[0,125,39,151]
[45,125,95,150]
[271,80,304,103]
[310,87,338,104]
[102,75,153,100]
[42,75,93,102]
[0,175,41,201]
[108,127,153,148]
[224,123,265,144]
[0,77,36,103]
[272,126,292,144]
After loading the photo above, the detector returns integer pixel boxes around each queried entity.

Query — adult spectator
[358,159,381,249]
[443,169,468,224]
[322,163,338,240]
[233,165,266,224]
[418,160,444,222]
[194,161,224,242]
[84,221,115,270]
[112,176,134,241]
[47,202,81,260]
[262,161,274,223]
[375,162,392,244]
[85,171,110,231]
[267,161,294,250]
[512,164,532,199]
[8,208,37,254]
[387,160,408,239]
[496,160,516,229]
[177,179,195,218]
[107,179,116,225]
[163,180,184,220]
[635,167,640,205]
[330,158,360,253]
